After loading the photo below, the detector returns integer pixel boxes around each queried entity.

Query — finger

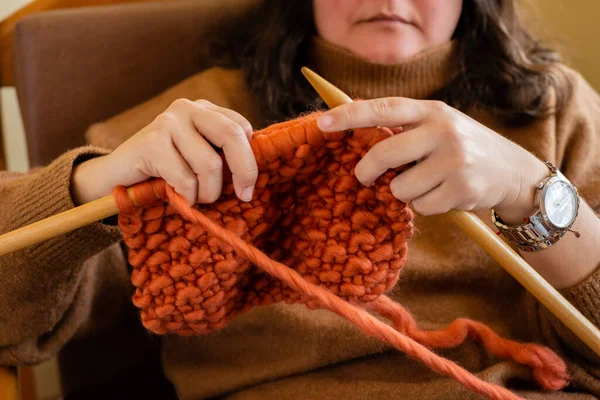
[195,100,253,139]
[148,140,198,206]
[388,156,447,203]
[410,181,458,216]
[170,123,224,204]
[316,97,432,132]
[354,126,436,186]
[186,107,258,202]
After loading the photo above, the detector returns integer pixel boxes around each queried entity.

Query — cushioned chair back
[13,0,259,166]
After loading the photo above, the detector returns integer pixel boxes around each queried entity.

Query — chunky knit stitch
[115,113,409,333]
[114,113,568,400]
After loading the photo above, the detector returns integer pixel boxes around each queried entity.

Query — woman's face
[313,0,463,63]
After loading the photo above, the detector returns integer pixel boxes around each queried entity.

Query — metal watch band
[517,233,566,252]
[491,210,566,252]
[491,211,552,244]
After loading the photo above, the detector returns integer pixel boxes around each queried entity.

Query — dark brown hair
[217,0,571,127]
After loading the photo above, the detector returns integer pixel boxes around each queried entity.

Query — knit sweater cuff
[560,266,600,328]
[14,146,122,264]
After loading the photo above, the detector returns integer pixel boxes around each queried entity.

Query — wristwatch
[491,160,580,252]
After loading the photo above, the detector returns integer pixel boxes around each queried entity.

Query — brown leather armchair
[0,0,258,398]
[14,0,258,167]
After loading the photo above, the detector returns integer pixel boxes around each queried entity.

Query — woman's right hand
[71,99,258,206]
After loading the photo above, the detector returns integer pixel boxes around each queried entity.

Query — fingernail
[317,115,333,130]
[354,167,373,187]
[240,185,254,202]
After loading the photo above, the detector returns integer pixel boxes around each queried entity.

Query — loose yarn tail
[165,184,527,400]
[370,296,569,391]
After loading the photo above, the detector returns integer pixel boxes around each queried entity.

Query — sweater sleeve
[535,69,600,368]
[0,147,124,365]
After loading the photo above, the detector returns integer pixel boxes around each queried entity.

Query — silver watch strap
[492,210,566,252]
[491,211,552,244]
[517,233,566,252]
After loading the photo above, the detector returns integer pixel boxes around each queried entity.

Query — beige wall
[0,0,32,20]
[525,0,600,90]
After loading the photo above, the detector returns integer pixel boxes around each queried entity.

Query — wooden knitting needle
[0,193,121,257]
[301,66,600,357]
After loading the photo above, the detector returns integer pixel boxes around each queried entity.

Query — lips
[361,13,410,25]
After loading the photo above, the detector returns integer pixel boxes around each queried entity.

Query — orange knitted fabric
[114,113,569,400]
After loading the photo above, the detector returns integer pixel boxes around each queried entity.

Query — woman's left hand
[316,98,548,223]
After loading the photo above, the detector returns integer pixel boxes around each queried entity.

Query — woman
[1,0,599,398]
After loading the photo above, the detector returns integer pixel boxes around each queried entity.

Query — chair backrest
[13,0,259,167]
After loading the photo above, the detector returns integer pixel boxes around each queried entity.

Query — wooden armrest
[0,367,18,400]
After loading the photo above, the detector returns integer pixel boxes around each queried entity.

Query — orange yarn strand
[114,113,568,400]
[370,296,569,391]
[165,184,522,400]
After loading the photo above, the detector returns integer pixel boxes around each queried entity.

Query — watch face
[543,180,578,228]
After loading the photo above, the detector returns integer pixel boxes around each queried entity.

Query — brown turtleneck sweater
[1,38,600,399]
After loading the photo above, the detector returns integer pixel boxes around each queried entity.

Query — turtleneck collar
[307,36,460,100]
